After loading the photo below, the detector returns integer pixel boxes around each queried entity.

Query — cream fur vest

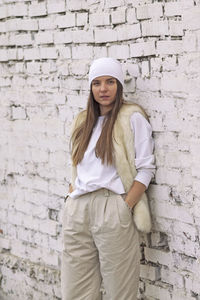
[71,102,152,233]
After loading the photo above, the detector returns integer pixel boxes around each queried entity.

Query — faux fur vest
[70,102,152,233]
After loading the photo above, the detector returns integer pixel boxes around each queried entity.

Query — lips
[100,96,110,99]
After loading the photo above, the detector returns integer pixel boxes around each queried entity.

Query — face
[91,76,118,115]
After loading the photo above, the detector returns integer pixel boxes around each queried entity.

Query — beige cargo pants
[61,188,140,300]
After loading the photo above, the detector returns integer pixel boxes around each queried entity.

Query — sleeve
[130,112,156,189]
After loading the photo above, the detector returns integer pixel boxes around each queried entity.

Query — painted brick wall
[0,0,200,299]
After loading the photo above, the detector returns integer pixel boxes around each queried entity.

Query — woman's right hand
[69,183,73,193]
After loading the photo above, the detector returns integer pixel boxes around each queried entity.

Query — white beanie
[88,57,124,87]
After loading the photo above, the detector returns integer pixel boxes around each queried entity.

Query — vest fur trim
[70,102,152,233]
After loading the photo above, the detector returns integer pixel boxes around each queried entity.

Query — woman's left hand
[125,180,146,209]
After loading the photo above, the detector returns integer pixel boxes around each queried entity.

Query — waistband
[89,188,127,200]
[65,188,126,202]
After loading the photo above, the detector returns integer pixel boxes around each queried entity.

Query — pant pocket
[116,194,132,227]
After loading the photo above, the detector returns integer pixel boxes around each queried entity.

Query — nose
[99,82,107,92]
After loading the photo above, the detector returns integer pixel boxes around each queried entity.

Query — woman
[61,57,155,300]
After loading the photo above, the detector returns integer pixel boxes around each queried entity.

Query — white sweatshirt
[69,112,155,199]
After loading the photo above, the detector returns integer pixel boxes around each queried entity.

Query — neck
[100,105,113,116]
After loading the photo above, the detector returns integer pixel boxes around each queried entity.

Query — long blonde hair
[71,80,123,166]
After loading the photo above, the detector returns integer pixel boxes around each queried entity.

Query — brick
[126,63,140,77]
[24,48,40,60]
[0,49,8,61]
[67,94,87,108]
[0,237,11,250]
[183,32,196,52]
[127,7,138,24]
[72,29,94,43]
[17,227,33,243]
[70,60,88,76]
[197,32,200,51]
[169,20,183,36]
[155,166,181,185]
[9,33,32,46]
[39,220,58,236]
[0,77,11,87]
[161,269,184,288]
[29,2,47,17]
[11,106,26,120]
[193,178,200,198]
[174,221,197,243]
[93,46,107,59]
[39,17,56,30]
[111,7,126,25]
[137,3,163,20]
[56,13,76,28]
[130,41,156,57]
[40,47,57,59]
[141,61,149,78]
[140,264,161,281]
[117,23,141,41]
[95,28,118,43]
[156,40,183,55]
[0,5,7,19]
[150,231,169,248]
[152,201,193,224]
[7,3,28,17]
[166,151,191,169]
[31,176,49,193]
[5,19,19,32]
[170,235,198,257]
[59,47,71,59]
[183,6,200,30]
[48,180,67,197]
[89,12,110,26]
[54,31,72,44]
[47,0,65,14]
[146,283,171,300]
[0,34,9,46]
[52,93,66,105]
[49,236,62,252]
[45,118,64,135]
[67,0,88,11]
[17,19,38,31]
[76,13,88,26]
[142,20,169,36]
[15,62,24,73]
[49,151,67,168]
[35,31,53,44]
[164,2,182,17]
[26,62,40,74]
[172,289,194,300]
[136,77,160,92]
[161,73,188,93]
[105,0,125,8]
[0,21,6,32]
[108,44,129,59]
[10,239,27,258]
[144,247,172,267]
[8,211,24,226]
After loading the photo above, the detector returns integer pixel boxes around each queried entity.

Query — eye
[107,79,116,84]
[92,81,100,86]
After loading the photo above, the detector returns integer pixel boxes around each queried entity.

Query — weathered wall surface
[0,0,200,299]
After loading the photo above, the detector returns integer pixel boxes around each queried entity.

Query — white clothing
[69,112,155,199]
[88,57,124,87]
[62,188,140,300]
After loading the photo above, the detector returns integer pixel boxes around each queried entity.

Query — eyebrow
[92,77,116,83]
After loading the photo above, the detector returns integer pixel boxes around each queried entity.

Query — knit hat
[88,57,124,87]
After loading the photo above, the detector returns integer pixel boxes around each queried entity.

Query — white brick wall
[0,1,200,299]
